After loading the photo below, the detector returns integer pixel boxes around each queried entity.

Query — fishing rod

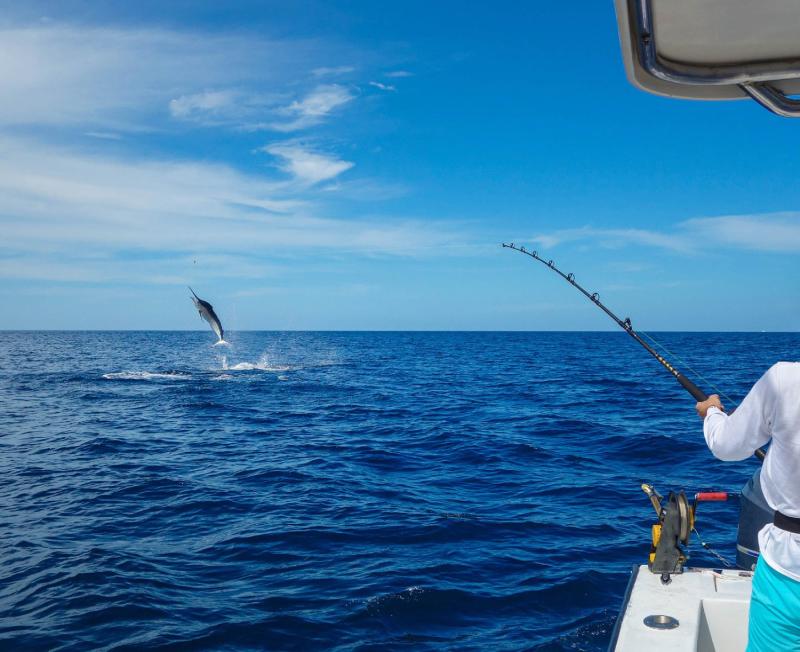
[501,242,766,461]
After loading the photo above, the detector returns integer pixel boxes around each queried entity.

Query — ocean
[1,331,796,651]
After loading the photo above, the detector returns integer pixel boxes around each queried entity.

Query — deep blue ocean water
[1,331,797,651]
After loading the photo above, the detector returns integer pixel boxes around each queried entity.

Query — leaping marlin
[189,287,227,345]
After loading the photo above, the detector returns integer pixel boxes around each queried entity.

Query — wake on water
[101,333,342,382]
[103,363,290,381]
[103,342,297,381]
[102,371,193,381]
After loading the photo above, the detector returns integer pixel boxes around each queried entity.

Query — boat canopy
[614,0,800,117]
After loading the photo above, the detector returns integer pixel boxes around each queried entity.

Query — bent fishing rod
[501,242,766,461]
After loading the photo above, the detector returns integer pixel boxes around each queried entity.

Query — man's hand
[696,394,724,418]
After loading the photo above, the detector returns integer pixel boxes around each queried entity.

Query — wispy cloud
[312,65,355,77]
[169,90,237,120]
[0,136,461,283]
[0,26,322,130]
[264,84,355,132]
[318,177,409,201]
[0,23,422,290]
[167,89,294,128]
[263,142,354,185]
[0,253,285,285]
[369,81,396,92]
[681,214,800,252]
[528,213,800,254]
[289,85,353,118]
[386,70,413,78]
[168,84,357,132]
[530,226,690,252]
[84,131,122,140]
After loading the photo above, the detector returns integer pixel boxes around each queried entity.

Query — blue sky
[0,1,798,331]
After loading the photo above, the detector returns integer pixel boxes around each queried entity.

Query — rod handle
[695,492,728,502]
[676,372,707,402]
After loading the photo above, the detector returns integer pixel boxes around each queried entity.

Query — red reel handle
[695,492,729,502]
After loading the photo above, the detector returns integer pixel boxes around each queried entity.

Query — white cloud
[0,24,424,288]
[0,25,327,130]
[264,143,354,185]
[369,81,396,92]
[317,177,408,200]
[168,89,293,128]
[168,83,357,132]
[530,226,690,252]
[528,213,800,254]
[681,213,800,252]
[290,85,353,117]
[265,85,355,132]
[312,65,355,77]
[0,137,459,283]
[386,70,413,78]
[84,131,122,140]
[169,90,237,119]
[0,253,286,285]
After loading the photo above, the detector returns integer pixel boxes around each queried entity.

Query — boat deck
[610,565,753,651]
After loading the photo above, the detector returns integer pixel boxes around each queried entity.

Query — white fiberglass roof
[614,0,800,111]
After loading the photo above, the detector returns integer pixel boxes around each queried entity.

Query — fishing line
[637,329,739,408]
[692,526,735,568]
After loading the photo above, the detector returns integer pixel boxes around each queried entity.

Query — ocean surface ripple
[1,331,796,651]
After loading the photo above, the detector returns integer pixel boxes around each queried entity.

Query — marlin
[188,287,227,345]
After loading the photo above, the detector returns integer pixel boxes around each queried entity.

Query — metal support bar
[741,83,800,118]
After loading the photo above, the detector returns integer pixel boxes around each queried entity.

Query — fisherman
[696,362,800,651]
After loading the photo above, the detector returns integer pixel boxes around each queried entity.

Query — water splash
[220,353,292,372]
[102,371,192,381]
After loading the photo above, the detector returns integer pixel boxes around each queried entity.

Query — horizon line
[0,329,795,334]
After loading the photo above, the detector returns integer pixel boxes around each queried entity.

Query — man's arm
[695,365,778,461]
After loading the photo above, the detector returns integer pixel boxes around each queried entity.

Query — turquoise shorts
[748,557,800,651]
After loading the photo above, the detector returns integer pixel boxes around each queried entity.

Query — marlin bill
[189,288,227,345]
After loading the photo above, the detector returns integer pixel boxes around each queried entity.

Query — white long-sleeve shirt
[704,361,800,581]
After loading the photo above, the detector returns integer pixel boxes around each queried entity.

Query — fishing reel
[641,484,734,583]
[641,484,693,584]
